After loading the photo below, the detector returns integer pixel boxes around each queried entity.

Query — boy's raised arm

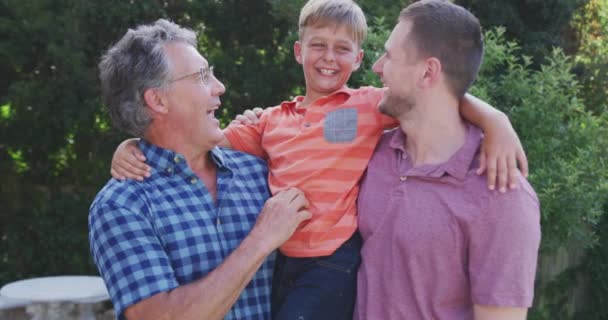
[460,93,528,192]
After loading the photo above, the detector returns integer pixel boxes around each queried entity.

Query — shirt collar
[388,123,482,180]
[139,140,228,175]
[280,87,355,111]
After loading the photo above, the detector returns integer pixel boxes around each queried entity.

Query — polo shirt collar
[388,123,482,180]
[138,140,228,176]
[280,86,355,110]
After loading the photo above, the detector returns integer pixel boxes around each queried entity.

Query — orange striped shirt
[224,86,396,257]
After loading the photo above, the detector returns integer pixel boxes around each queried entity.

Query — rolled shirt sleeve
[89,199,179,319]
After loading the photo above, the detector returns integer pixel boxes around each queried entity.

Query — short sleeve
[223,112,269,160]
[89,201,179,319]
[468,182,541,307]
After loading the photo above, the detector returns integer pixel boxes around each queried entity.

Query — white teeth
[320,69,336,75]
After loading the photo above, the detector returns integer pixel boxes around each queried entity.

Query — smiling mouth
[319,68,338,75]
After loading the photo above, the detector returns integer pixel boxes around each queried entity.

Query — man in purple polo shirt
[355,1,541,320]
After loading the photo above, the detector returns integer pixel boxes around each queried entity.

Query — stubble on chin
[379,94,415,118]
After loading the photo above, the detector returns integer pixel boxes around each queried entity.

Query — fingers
[496,156,508,193]
[297,209,312,222]
[128,148,151,175]
[485,155,497,191]
[243,109,260,124]
[477,150,487,175]
[234,114,253,125]
[281,188,309,210]
[111,168,125,181]
[507,154,519,190]
[253,107,264,117]
[517,149,529,178]
[130,145,146,162]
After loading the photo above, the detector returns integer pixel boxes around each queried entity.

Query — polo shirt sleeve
[223,112,269,160]
[89,201,179,319]
[467,182,541,308]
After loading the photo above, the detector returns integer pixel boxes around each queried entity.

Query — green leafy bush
[474,28,608,319]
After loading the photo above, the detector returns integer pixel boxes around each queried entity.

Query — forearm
[218,132,233,148]
[473,304,527,320]
[460,93,507,128]
[125,234,271,320]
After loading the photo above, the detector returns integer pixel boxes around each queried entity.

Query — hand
[110,138,151,181]
[477,112,529,193]
[229,107,264,126]
[250,188,312,253]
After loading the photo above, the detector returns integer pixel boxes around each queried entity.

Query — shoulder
[463,172,540,231]
[91,179,146,211]
[217,147,268,174]
[346,86,384,104]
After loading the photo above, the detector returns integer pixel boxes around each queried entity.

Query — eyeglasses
[169,66,215,86]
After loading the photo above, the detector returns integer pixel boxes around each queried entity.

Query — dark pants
[271,232,362,320]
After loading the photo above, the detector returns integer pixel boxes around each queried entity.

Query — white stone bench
[1,276,110,320]
[0,296,31,320]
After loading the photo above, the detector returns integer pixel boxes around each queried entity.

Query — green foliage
[578,204,608,319]
[469,28,608,319]
[571,0,608,114]
[349,16,391,88]
[473,28,608,254]
[0,0,298,286]
[456,0,583,65]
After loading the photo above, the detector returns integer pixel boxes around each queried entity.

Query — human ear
[353,48,364,71]
[143,88,169,114]
[294,41,303,65]
[420,57,442,88]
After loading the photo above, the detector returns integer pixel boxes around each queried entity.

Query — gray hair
[99,19,197,137]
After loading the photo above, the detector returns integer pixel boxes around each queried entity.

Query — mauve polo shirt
[355,123,541,320]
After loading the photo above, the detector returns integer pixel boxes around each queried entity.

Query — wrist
[245,228,276,258]
[484,109,508,129]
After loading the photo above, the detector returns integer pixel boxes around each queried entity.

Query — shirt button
[174,155,181,163]
[400,176,407,181]
[166,167,173,174]
[304,123,310,127]
[190,177,197,184]
[216,217,221,226]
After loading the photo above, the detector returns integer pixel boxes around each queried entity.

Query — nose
[211,75,225,96]
[372,54,385,75]
[323,47,336,62]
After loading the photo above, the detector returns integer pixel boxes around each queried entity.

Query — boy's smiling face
[295,23,364,102]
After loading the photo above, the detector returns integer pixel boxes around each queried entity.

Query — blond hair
[298,0,367,45]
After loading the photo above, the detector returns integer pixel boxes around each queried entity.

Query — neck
[145,126,214,172]
[301,86,347,109]
[398,93,468,167]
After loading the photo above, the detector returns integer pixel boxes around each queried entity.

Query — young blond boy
[111,0,527,318]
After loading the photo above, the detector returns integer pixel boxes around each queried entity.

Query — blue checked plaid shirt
[89,140,274,320]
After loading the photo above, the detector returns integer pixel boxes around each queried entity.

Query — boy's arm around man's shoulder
[221,106,274,159]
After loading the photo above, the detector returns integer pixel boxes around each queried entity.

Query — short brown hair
[298,0,367,45]
[400,0,483,97]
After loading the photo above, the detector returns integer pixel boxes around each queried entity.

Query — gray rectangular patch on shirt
[324,108,358,143]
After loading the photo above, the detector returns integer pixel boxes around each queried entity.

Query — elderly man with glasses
[89,19,311,320]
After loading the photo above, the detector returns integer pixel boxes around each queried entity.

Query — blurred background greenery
[1,0,606,318]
